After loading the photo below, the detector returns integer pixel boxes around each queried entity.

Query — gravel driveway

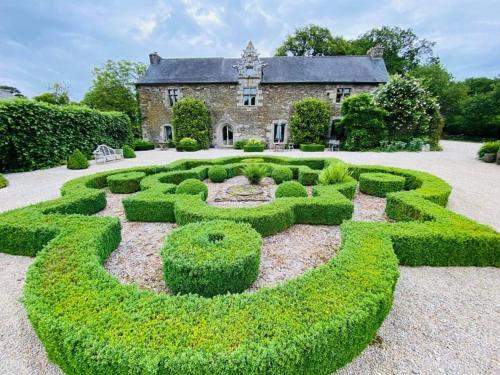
[0,141,499,375]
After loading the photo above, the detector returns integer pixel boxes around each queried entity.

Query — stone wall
[137,82,379,147]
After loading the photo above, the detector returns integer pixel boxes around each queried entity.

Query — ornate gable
[233,41,266,79]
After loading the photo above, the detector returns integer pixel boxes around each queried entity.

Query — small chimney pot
[149,52,161,65]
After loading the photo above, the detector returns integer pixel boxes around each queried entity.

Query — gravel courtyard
[0,140,499,374]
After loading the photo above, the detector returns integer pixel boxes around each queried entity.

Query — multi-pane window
[273,122,286,143]
[335,87,351,103]
[167,89,179,106]
[242,87,257,106]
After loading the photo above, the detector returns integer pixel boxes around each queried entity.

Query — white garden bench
[93,144,123,164]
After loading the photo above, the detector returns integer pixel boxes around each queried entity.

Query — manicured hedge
[359,172,405,197]
[0,99,132,172]
[0,155,497,375]
[208,165,227,182]
[275,181,308,198]
[271,166,293,184]
[0,173,8,188]
[300,143,325,152]
[107,172,146,194]
[175,178,208,200]
[162,221,261,296]
[243,145,265,152]
[133,139,155,151]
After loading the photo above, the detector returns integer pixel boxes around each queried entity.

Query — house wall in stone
[137,82,380,147]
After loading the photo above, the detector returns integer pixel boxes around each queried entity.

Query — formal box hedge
[300,143,325,152]
[243,145,265,152]
[162,220,261,296]
[359,172,406,197]
[0,155,497,375]
[107,172,146,194]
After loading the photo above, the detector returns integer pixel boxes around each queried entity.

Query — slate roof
[137,56,389,85]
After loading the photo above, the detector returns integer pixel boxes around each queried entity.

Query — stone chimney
[367,45,384,59]
[149,52,161,65]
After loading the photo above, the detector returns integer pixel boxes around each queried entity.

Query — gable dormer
[233,41,266,79]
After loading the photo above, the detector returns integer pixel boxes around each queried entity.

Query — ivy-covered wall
[0,99,133,172]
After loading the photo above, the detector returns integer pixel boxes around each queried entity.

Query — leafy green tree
[351,26,435,74]
[82,60,146,137]
[289,97,331,145]
[374,75,441,143]
[338,93,387,150]
[172,98,211,149]
[33,82,70,105]
[275,25,353,56]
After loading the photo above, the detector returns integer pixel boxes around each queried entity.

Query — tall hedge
[172,97,211,149]
[289,97,331,145]
[0,99,132,172]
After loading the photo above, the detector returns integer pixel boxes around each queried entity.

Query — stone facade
[138,82,379,147]
[137,41,385,148]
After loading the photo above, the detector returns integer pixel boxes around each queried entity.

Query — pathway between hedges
[0,140,499,374]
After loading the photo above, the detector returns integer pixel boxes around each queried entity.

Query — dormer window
[336,88,351,103]
[167,89,179,106]
[245,66,255,76]
[243,87,257,106]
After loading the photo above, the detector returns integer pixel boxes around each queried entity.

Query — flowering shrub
[374,75,441,145]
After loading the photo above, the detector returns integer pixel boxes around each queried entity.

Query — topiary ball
[162,220,262,297]
[271,166,293,184]
[208,166,227,183]
[107,172,146,194]
[67,149,89,170]
[359,173,405,197]
[176,178,208,200]
[123,144,136,158]
[275,181,308,198]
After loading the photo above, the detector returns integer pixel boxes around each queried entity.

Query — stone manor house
[136,42,389,147]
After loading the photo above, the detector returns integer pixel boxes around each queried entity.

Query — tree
[82,60,146,137]
[33,82,70,105]
[172,97,211,149]
[351,26,435,74]
[374,75,441,143]
[275,25,352,56]
[289,97,331,145]
[338,94,387,150]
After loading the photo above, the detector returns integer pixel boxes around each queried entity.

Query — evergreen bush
[176,137,199,152]
[175,178,208,200]
[299,143,325,152]
[478,141,500,158]
[359,173,405,197]
[133,139,155,151]
[122,144,136,158]
[0,174,8,189]
[271,166,293,184]
[67,149,89,170]
[290,97,331,145]
[172,97,211,149]
[107,172,145,194]
[275,181,308,198]
[208,165,227,183]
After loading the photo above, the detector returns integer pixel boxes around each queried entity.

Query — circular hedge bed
[1,155,497,375]
[162,220,262,296]
[359,172,405,197]
[106,171,145,193]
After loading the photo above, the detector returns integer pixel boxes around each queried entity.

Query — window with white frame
[167,89,179,106]
[242,87,257,106]
[335,87,351,103]
[273,122,286,143]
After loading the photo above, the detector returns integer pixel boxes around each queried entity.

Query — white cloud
[182,0,224,27]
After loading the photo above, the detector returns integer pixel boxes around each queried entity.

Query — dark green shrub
[107,172,145,193]
[208,165,227,183]
[338,93,388,150]
[172,97,211,149]
[298,167,319,185]
[67,149,89,170]
[175,178,208,200]
[234,139,249,149]
[241,158,264,163]
[275,181,308,198]
[242,163,267,184]
[133,139,155,151]
[0,99,132,172]
[122,144,136,158]
[318,162,351,185]
[290,97,331,145]
[359,172,405,197]
[0,174,8,188]
[176,137,199,152]
[478,141,500,158]
[271,166,293,184]
[299,143,325,152]
[162,220,261,296]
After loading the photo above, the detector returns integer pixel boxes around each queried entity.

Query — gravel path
[1,141,499,374]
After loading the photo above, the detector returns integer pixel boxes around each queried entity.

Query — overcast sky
[1,0,499,100]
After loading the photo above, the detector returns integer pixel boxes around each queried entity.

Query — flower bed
[0,155,498,374]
